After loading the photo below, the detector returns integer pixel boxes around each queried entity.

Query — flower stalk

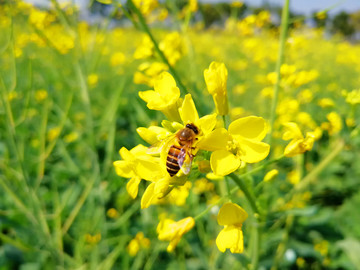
[229,173,260,216]
[269,0,290,144]
[127,0,188,95]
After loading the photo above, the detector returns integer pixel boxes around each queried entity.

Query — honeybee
[148,123,199,177]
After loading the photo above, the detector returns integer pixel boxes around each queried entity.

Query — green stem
[127,0,188,95]
[293,139,344,193]
[269,0,290,143]
[271,215,294,270]
[250,216,260,270]
[229,173,260,215]
[194,156,284,220]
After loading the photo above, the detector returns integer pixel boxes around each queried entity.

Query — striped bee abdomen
[166,145,181,177]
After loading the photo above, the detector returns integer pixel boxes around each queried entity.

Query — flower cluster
[114,61,271,253]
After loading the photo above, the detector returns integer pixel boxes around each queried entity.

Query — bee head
[186,123,199,135]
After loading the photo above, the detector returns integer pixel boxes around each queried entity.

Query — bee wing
[147,134,176,155]
[178,148,193,175]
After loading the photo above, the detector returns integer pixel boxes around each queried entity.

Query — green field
[1,1,360,269]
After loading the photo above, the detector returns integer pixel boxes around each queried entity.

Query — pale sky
[27,0,360,15]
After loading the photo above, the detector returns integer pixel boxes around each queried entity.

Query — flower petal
[196,113,217,135]
[229,116,268,141]
[217,202,248,226]
[137,126,170,145]
[141,183,156,209]
[237,138,270,163]
[179,94,199,125]
[210,150,240,176]
[134,158,164,181]
[113,160,133,178]
[138,90,156,103]
[197,128,229,151]
[216,225,244,253]
[282,122,303,140]
[126,176,141,199]
[154,72,179,98]
[119,147,134,161]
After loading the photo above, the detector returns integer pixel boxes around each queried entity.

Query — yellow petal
[284,139,302,157]
[113,160,133,178]
[138,90,158,104]
[217,202,248,226]
[141,183,155,209]
[157,217,195,252]
[216,226,244,253]
[229,116,268,141]
[137,126,170,145]
[282,122,303,140]
[237,138,270,163]
[130,144,149,156]
[154,177,170,198]
[196,113,217,135]
[119,147,134,161]
[263,169,279,182]
[210,150,240,176]
[134,158,164,181]
[179,94,199,125]
[196,128,229,151]
[126,177,141,199]
[204,61,228,95]
[154,72,179,98]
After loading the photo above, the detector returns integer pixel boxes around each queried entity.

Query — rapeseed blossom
[264,169,279,182]
[157,216,195,252]
[204,61,229,115]
[282,122,315,157]
[321,112,342,135]
[139,72,181,121]
[113,145,163,199]
[216,203,248,253]
[127,232,150,256]
[198,116,270,176]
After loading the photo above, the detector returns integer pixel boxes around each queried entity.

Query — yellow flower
[314,240,329,256]
[133,0,158,16]
[193,178,214,194]
[110,52,125,66]
[106,208,119,218]
[263,169,278,182]
[139,72,181,121]
[64,132,79,143]
[321,112,342,135]
[159,32,184,66]
[282,122,315,157]
[134,62,168,87]
[8,91,19,101]
[318,98,335,108]
[127,232,151,256]
[157,216,195,252]
[113,144,163,199]
[198,116,270,176]
[35,89,48,102]
[133,35,154,59]
[216,202,248,253]
[138,93,217,173]
[344,89,360,105]
[287,170,300,185]
[137,94,217,208]
[85,233,101,244]
[204,61,229,115]
[87,73,99,87]
[47,127,61,142]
